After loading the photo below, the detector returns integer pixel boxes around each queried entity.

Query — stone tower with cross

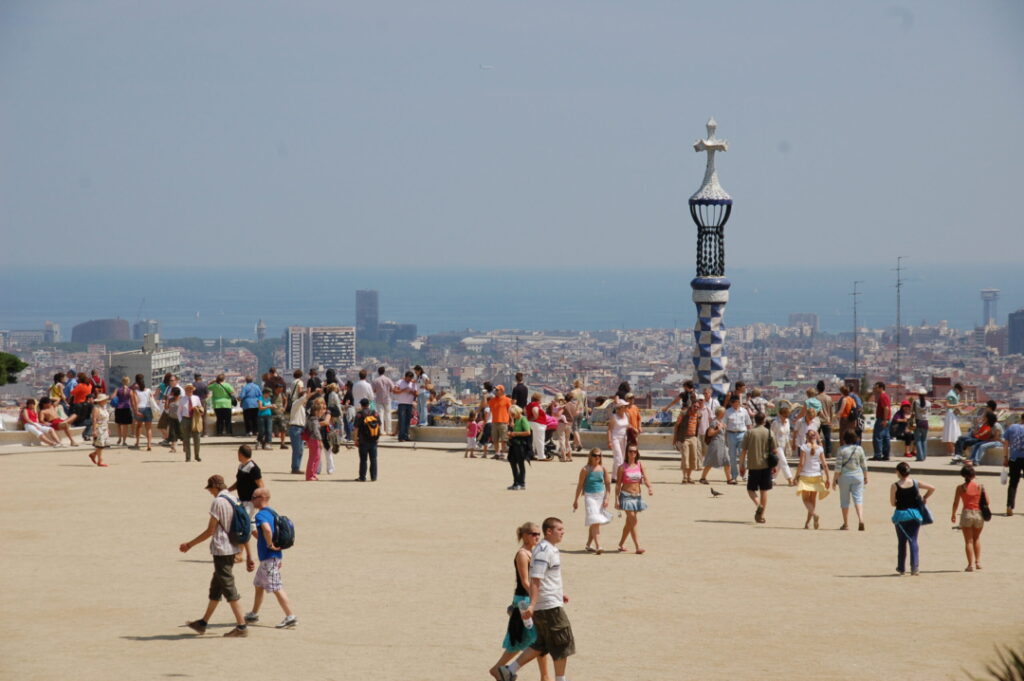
[688,118,733,399]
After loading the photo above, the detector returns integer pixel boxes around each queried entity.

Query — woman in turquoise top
[572,449,612,553]
[256,388,274,450]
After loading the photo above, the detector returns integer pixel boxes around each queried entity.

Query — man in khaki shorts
[179,474,255,637]
[673,398,704,484]
[495,517,575,681]
[488,385,512,461]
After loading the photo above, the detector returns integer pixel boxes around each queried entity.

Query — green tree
[0,352,28,386]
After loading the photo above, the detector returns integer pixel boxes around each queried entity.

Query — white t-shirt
[353,379,374,405]
[177,395,203,420]
[394,379,417,406]
[799,444,824,477]
[209,491,241,556]
[793,417,821,448]
[529,539,564,611]
[135,388,152,409]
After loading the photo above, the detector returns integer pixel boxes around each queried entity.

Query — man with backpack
[244,487,297,629]
[179,475,254,637]
[353,398,381,481]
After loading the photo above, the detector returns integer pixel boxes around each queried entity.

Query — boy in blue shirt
[244,488,297,628]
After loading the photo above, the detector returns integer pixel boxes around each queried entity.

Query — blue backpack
[223,495,252,545]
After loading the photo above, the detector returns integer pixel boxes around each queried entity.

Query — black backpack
[270,509,295,550]
[359,412,381,442]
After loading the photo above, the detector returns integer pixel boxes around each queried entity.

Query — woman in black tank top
[490,523,551,681]
[890,462,935,575]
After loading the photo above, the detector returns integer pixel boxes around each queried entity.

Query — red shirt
[526,401,544,423]
[875,392,891,421]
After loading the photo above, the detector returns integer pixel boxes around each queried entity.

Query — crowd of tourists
[11,364,1024,652]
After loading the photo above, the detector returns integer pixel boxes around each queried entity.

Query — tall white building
[285,326,356,371]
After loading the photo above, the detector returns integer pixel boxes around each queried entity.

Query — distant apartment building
[378,321,417,343]
[1009,309,1024,355]
[106,334,181,386]
[285,326,356,371]
[132,319,161,340]
[43,321,61,343]
[355,290,379,341]
[788,313,819,332]
[72,318,130,344]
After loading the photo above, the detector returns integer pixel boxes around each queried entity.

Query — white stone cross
[691,117,730,202]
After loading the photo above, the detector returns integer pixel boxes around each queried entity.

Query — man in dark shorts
[179,474,255,637]
[739,413,777,524]
[495,517,575,681]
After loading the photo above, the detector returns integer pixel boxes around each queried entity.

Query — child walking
[465,410,480,458]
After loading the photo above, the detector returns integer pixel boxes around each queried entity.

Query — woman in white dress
[942,382,964,458]
[770,405,795,486]
[606,400,630,478]
[572,449,612,553]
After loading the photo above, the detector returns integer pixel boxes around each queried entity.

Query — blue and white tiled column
[691,276,731,399]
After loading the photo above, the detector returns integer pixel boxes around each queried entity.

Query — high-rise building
[256,319,267,343]
[356,290,379,341]
[285,326,357,371]
[72,318,130,343]
[981,289,1000,327]
[1009,309,1024,356]
[309,326,356,369]
[133,319,161,340]
[43,321,61,343]
[788,313,819,332]
[285,326,308,371]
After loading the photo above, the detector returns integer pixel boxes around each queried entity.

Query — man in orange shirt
[625,393,643,444]
[488,385,513,460]
[837,385,858,441]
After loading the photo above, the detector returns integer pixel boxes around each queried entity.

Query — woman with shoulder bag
[832,430,868,530]
[890,462,935,576]
[699,406,733,485]
[951,465,988,572]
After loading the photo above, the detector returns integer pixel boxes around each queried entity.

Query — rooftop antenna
[893,256,907,381]
[851,281,863,378]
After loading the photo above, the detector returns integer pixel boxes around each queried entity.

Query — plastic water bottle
[1001,466,1009,486]
[517,600,534,629]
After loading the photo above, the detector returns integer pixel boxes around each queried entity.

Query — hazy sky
[2,1,1022,268]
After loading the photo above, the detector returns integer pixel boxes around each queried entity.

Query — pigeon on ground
[710,487,724,498]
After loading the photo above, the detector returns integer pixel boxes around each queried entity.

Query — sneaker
[244,612,259,623]
[186,620,207,635]
[496,666,517,681]
[507,485,518,490]
[223,626,248,638]
[276,615,297,629]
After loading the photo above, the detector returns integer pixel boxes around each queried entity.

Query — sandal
[698,479,709,485]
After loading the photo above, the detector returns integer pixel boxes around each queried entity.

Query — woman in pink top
[951,465,988,571]
[614,445,653,554]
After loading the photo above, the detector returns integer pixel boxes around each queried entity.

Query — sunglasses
[528,532,541,536]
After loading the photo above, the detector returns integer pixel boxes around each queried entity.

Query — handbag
[979,485,992,522]
[914,481,933,525]
[190,400,205,433]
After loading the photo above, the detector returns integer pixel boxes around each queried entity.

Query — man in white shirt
[393,371,417,442]
[287,388,319,474]
[178,384,205,462]
[371,367,395,437]
[495,517,575,681]
[724,395,752,482]
[353,369,374,408]
[179,474,254,638]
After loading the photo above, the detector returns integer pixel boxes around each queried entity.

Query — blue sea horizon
[1,265,1020,340]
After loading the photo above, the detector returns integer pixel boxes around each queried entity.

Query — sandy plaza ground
[3,437,1022,681]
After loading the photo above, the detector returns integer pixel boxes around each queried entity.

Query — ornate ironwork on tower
[689,118,733,399]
